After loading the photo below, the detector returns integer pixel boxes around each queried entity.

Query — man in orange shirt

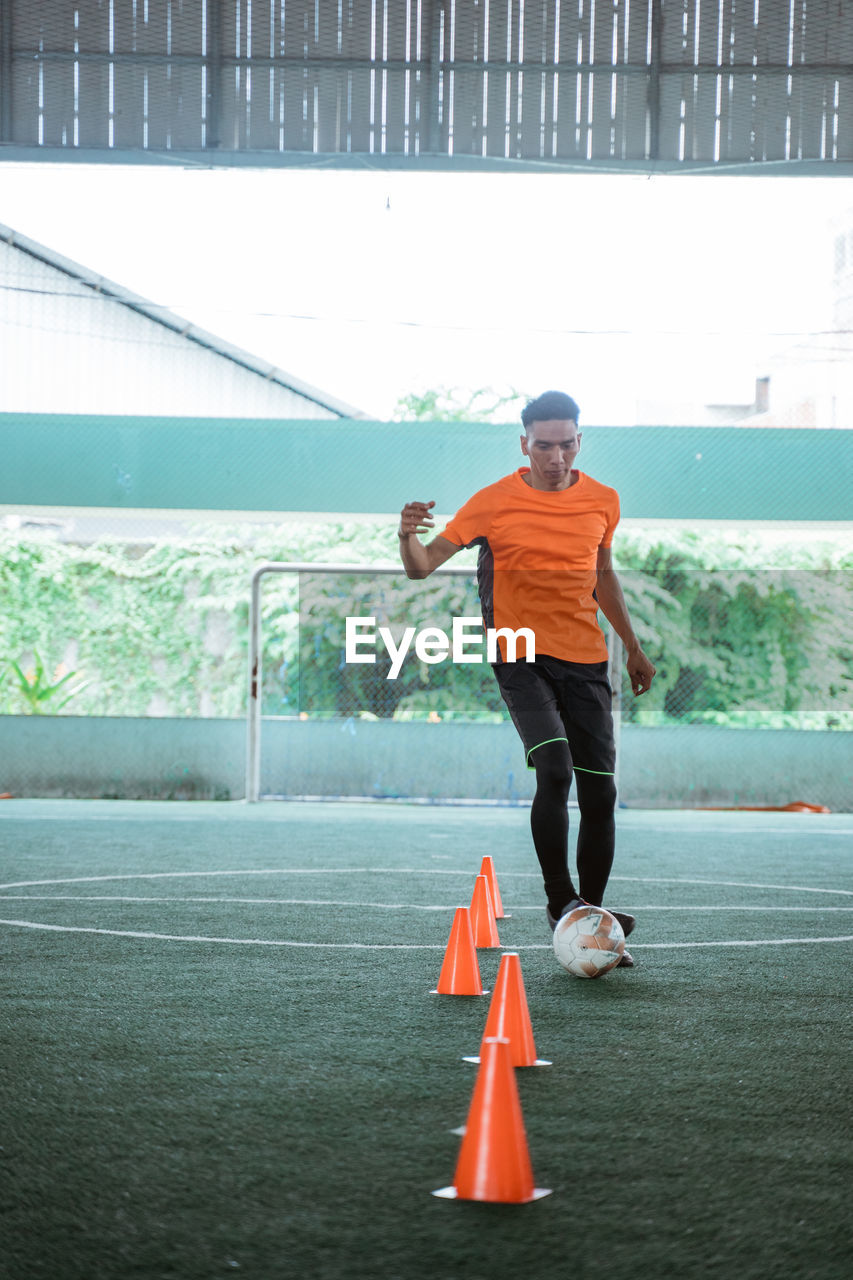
[398,390,656,965]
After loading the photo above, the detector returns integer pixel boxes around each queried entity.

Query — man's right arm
[398,500,460,579]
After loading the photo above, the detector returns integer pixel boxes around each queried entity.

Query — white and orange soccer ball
[552,905,626,978]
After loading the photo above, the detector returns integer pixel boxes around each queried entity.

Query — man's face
[520,418,582,490]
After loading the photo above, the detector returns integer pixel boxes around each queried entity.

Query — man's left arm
[595,545,656,696]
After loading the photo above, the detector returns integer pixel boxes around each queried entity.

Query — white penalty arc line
[0,919,442,949]
[1,918,852,951]
[2,811,850,837]
[3,895,853,913]
[0,894,455,910]
[608,875,853,897]
[628,936,853,950]
[1,870,852,897]
[0,869,498,890]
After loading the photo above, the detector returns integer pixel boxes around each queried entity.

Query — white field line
[614,826,853,837]
[2,811,850,837]
[0,894,453,909]
[609,876,853,896]
[2,894,853,913]
[0,918,851,952]
[1,871,851,897]
[631,936,853,949]
[0,919,443,949]
[0,869,511,890]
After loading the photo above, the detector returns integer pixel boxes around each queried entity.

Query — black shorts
[492,655,616,776]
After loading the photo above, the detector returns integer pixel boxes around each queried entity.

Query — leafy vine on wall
[1,524,850,729]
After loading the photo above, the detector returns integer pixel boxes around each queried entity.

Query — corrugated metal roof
[2,1,852,167]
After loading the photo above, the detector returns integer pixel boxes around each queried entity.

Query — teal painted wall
[1,717,849,810]
[2,413,851,520]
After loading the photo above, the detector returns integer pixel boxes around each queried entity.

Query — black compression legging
[529,739,617,913]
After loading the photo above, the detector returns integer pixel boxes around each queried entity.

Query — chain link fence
[259,564,851,733]
[2,523,850,804]
[4,532,849,730]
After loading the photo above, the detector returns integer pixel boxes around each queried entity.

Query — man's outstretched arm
[398,500,460,579]
[595,544,656,696]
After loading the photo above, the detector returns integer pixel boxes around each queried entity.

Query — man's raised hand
[398,500,436,538]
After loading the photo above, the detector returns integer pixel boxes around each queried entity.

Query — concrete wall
[1,716,849,811]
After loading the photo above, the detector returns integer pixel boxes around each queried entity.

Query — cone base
[429,989,490,996]
[461,1056,552,1067]
[432,1186,553,1203]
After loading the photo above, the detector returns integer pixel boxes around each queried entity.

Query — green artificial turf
[1,801,851,1280]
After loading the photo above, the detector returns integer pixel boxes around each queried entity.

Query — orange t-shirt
[439,468,620,663]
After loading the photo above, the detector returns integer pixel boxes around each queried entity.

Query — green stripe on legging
[524,741,615,776]
[525,736,568,769]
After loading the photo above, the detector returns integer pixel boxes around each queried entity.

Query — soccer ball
[553,905,625,978]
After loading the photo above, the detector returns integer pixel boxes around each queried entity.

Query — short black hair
[521,390,580,431]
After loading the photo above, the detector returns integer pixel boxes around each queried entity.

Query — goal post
[246,561,624,802]
[247,561,478,801]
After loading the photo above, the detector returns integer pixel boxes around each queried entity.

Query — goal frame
[246,561,623,802]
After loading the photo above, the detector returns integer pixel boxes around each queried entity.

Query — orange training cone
[479,855,509,918]
[469,874,501,948]
[430,907,487,996]
[433,1037,552,1203]
[463,952,551,1068]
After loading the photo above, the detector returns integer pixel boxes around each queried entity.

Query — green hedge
[1,524,851,729]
